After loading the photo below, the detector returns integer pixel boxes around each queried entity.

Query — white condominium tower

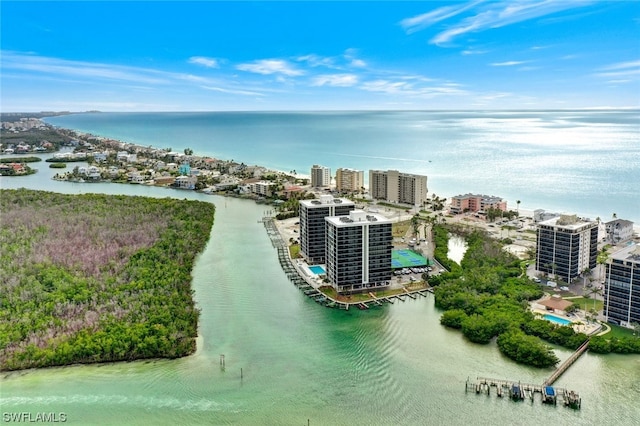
[325,210,393,294]
[535,214,598,283]
[310,164,331,188]
[299,195,355,264]
[369,169,428,206]
[335,168,364,193]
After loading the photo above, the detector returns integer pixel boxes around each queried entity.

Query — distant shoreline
[23,113,640,229]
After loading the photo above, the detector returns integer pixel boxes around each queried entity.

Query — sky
[1,1,639,111]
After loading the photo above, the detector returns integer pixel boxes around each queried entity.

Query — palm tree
[588,286,603,313]
[516,200,521,217]
[581,267,592,290]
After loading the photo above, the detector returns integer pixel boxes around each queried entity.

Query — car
[560,286,570,291]
[546,281,557,288]
[532,277,541,283]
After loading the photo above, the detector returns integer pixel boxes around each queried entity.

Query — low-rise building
[605,219,635,244]
[450,193,507,214]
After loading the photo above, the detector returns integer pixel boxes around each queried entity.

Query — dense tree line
[589,335,640,354]
[433,226,589,368]
[0,189,215,370]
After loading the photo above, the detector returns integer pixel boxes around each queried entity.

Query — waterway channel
[1,162,639,425]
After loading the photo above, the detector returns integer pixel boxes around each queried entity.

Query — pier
[465,377,581,409]
[543,339,590,386]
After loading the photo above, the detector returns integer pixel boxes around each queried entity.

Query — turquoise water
[309,265,326,275]
[1,126,639,425]
[544,313,573,326]
[44,110,640,223]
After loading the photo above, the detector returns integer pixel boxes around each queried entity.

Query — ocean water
[44,110,640,223]
[1,158,640,425]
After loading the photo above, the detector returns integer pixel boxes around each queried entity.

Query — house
[605,219,635,244]
[175,175,197,190]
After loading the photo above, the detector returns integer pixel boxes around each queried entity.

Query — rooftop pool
[543,313,572,326]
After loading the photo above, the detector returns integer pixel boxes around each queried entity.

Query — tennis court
[392,249,430,268]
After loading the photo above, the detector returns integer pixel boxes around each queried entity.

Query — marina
[466,377,581,409]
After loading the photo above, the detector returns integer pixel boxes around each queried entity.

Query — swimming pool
[543,313,572,326]
[309,265,326,275]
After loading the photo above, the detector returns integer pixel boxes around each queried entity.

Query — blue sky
[2,1,639,111]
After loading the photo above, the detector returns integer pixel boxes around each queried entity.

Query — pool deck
[531,308,601,335]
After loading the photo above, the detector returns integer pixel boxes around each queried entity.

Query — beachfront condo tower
[299,195,355,264]
[368,169,428,207]
[604,244,640,327]
[310,164,331,188]
[325,210,393,294]
[536,214,598,283]
[335,168,364,193]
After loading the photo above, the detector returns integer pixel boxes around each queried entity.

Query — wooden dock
[263,216,433,311]
[465,377,581,409]
[544,340,590,386]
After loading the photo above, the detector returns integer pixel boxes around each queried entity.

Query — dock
[465,377,581,409]
[543,340,590,386]
[263,216,434,311]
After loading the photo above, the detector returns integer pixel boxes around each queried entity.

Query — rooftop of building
[538,214,596,230]
[300,194,355,207]
[451,193,504,201]
[610,243,640,263]
[325,210,391,227]
[605,218,634,226]
[369,169,428,178]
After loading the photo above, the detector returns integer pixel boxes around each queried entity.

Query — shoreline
[5,117,639,228]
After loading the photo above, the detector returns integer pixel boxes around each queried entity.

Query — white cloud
[201,86,264,96]
[188,56,219,68]
[600,60,640,71]
[360,79,467,98]
[413,1,595,45]
[361,80,411,94]
[296,54,335,68]
[344,49,367,68]
[462,49,489,55]
[596,60,640,78]
[236,59,303,76]
[311,74,358,87]
[491,60,529,66]
[400,1,482,34]
[1,52,171,85]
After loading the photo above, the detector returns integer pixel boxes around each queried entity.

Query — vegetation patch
[0,189,215,371]
[49,163,67,169]
[432,226,591,368]
[0,157,42,163]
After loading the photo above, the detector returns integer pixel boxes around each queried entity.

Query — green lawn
[289,243,300,258]
[607,324,638,339]
[565,296,604,312]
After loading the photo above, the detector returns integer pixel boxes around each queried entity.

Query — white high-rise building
[310,164,331,188]
[369,169,428,206]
